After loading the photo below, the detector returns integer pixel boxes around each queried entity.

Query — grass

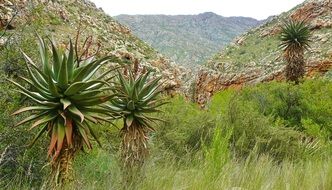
[1,80,332,189]
[68,139,332,190]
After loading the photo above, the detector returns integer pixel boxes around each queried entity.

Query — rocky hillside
[195,0,332,106]
[115,13,261,65]
[0,0,186,94]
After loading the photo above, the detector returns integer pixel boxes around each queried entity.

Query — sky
[90,0,305,20]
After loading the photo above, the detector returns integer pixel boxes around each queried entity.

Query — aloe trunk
[49,125,82,187]
[120,119,149,168]
[49,141,74,186]
[285,49,305,85]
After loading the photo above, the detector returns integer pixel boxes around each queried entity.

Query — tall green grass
[2,79,332,189]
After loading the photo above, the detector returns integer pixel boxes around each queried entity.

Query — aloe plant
[280,20,311,84]
[109,70,166,168]
[8,36,122,186]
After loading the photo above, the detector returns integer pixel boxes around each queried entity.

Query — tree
[109,69,166,169]
[8,36,121,187]
[280,20,311,84]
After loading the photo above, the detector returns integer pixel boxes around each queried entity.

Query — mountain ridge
[115,12,261,65]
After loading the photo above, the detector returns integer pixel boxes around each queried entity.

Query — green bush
[208,80,332,160]
[154,96,215,158]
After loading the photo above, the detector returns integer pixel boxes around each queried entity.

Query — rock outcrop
[195,0,332,106]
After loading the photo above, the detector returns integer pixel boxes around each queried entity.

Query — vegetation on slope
[115,12,261,65]
[207,1,332,77]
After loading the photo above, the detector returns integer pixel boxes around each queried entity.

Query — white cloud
[90,0,305,20]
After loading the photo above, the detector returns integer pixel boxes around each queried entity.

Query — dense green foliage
[2,79,332,189]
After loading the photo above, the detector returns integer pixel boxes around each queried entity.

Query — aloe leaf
[38,36,49,72]
[75,121,92,149]
[85,81,108,91]
[65,118,73,146]
[117,71,130,94]
[64,81,86,96]
[58,110,67,124]
[78,95,115,106]
[57,120,65,152]
[96,65,122,80]
[67,40,75,80]
[60,98,71,110]
[82,64,102,82]
[58,54,68,88]
[48,123,57,157]
[84,114,98,123]
[12,106,51,115]
[7,79,48,101]
[37,35,50,75]
[73,56,112,83]
[84,112,111,123]
[28,124,48,147]
[21,51,48,82]
[29,113,58,130]
[68,105,84,123]
[46,74,61,97]
[138,77,160,99]
[126,115,134,127]
[79,106,111,114]
[85,122,102,147]
[69,89,105,100]
[18,76,54,99]
[14,111,49,127]
[64,80,106,96]
[24,62,48,90]
[50,38,61,77]
[138,70,151,89]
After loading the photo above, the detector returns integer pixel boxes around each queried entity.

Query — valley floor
[1,79,332,189]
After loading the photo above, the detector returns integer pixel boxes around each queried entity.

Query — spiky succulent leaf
[111,70,166,131]
[280,20,311,51]
[10,36,125,161]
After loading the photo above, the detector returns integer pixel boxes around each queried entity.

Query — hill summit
[115,13,261,65]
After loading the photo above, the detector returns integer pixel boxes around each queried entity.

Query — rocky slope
[115,13,261,65]
[0,0,186,94]
[195,0,332,106]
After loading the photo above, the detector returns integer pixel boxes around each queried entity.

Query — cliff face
[115,13,261,66]
[195,0,332,106]
[0,0,186,94]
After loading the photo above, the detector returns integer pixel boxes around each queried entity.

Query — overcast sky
[90,0,305,20]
